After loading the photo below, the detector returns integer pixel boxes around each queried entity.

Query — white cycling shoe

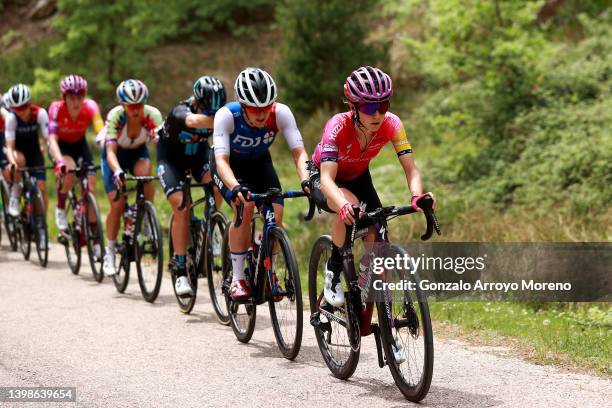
[175,276,194,297]
[103,251,117,276]
[324,264,345,307]
[8,196,20,217]
[392,336,407,364]
[55,207,68,230]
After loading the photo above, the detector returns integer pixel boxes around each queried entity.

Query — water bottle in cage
[124,204,137,237]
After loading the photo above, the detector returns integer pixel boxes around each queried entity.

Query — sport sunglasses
[12,103,31,112]
[243,103,275,115]
[358,101,390,115]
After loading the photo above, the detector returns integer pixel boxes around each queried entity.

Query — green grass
[430,301,612,377]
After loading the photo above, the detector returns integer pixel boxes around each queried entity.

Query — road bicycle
[58,160,105,281]
[168,174,228,314]
[112,175,163,303]
[308,195,439,401]
[8,165,51,266]
[219,188,313,360]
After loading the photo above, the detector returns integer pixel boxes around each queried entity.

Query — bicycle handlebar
[233,188,311,228]
[346,194,441,246]
[112,174,159,202]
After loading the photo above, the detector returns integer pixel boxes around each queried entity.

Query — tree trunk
[537,0,565,25]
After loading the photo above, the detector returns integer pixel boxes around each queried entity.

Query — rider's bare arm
[185,113,214,129]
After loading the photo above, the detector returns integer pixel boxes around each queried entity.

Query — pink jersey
[48,99,104,143]
[312,111,412,181]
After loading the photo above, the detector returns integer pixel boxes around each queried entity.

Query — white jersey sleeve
[212,106,234,157]
[37,108,49,139]
[4,113,17,142]
[275,103,304,150]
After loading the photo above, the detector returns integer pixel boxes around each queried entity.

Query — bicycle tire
[135,200,163,303]
[268,227,303,360]
[64,193,82,275]
[223,226,256,343]
[32,189,48,267]
[85,192,104,282]
[206,211,230,325]
[169,215,198,314]
[377,244,433,402]
[308,235,360,379]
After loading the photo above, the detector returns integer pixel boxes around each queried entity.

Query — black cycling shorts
[156,136,211,198]
[58,138,94,168]
[210,148,283,205]
[0,132,7,168]
[309,166,381,213]
[14,142,46,181]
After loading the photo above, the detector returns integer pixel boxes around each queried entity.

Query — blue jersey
[225,102,278,158]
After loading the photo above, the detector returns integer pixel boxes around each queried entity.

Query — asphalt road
[0,243,610,407]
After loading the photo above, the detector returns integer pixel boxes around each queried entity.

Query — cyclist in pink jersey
[310,66,436,307]
[48,75,104,257]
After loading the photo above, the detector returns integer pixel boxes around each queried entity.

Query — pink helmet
[60,75,88,96]
[344,66,393,103]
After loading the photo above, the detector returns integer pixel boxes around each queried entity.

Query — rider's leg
[8,152,26,216]
[57,154,76,208]
[229,200,254,283]
[36,179,48,216]
[168,190,189,268]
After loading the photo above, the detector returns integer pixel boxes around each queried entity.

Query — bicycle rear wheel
[169,215,198,314]
[308,235,359,379]
[268,227,303,360]
[377,244,433,402]
[85,192,104,282]
[32,189,48,267]
[63,194,81,275]
[135,201,163,303]
[113,241,130,293]
[223,226,256,343]
[206,211,229,325]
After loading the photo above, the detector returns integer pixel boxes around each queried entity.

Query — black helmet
[193,76,226,114]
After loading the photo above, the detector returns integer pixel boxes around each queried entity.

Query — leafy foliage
[400,1,612,213]
[276,0,388,116]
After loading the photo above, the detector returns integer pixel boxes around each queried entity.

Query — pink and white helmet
[344,66,393,103]
[60,75,88,96]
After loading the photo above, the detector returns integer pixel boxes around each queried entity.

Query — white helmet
[116,79,149,104]
[234,67,277,107]
[5,84,32,108]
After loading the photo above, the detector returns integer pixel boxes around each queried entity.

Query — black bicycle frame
[234,189,309,305]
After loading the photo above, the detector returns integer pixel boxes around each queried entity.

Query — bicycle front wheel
[377,244,433,402]
[135,201,163,303]
[168,215,198,314]
[268,227,303,360]
[19,205,31,261]
[63,194,81,275]
[85,192,104,282]
[206,211,229,325]
[223,226,256,343]
[32,189,48,267]
[308,235,359,379]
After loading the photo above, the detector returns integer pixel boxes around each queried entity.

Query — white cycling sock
[107,240,116,253]
[231,251,247,282]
